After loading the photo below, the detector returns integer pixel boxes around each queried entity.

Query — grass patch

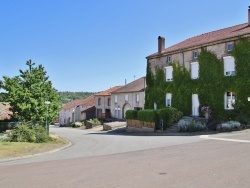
[0,133,68,159]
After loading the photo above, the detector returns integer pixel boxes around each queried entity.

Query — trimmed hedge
[158,107,183,128]
[138,109,159,123]
[126,110,138,120]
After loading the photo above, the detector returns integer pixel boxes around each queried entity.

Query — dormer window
[227,43,233,52]
[193,51,198,59]
[167,56,172,63]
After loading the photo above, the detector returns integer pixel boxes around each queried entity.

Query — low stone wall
[86,121,100,129]
[126,120,155,133]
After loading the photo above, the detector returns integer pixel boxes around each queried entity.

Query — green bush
[158,107,183,128]
[89,118,101,124]
[7,123,51,143]
[8,123,36,142]
[138,110,158,122]
[126,110,138,120]
[33,126,52,143]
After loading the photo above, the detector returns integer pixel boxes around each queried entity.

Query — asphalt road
[0,126,250,187]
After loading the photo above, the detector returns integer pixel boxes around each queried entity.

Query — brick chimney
[248,6,250,25]
[158,36,165,54]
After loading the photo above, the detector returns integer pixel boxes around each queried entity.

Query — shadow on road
[86,127,218,137]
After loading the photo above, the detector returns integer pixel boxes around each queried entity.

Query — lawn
[0,133,68,159]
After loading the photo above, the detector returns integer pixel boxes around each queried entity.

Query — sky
[0,0,249,92]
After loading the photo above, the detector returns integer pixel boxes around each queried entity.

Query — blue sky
[0,0,249,92]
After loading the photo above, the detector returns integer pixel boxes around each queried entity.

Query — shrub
[138,110,158,122]
[89,118,101,124]
[7,123,51,143]
[218,121,241,131]
[33,125,52,143]
[178,119,207,132]
[8,123,36,142]
[126,110,138,120]
[158,107,183,128]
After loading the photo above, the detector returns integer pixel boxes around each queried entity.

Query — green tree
[1,60,61,123]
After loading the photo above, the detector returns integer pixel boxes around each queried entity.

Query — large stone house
[111,77,146,119]
[59,95,95,126]
[94,86,122,118]
[146,8,250,117]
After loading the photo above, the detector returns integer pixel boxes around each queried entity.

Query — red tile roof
[112,77,146,93]
[94,86,122,96]
[147,23,250,58]
[62,95,95,110]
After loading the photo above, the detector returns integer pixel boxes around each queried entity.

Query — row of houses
[60,7,250,125]
[59,77,146,126]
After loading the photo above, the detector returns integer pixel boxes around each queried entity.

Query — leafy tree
[1,60,61,123]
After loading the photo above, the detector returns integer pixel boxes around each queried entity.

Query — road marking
[200,135,250,143]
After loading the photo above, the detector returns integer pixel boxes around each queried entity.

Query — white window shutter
[115,95,118,103]
[223,56,235,76]
[191,62,199,79]
[125,94,128,102]
[136,94,139,102]
[165,66,173,81]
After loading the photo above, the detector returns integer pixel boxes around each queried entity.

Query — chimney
[158,36,165,54]
[248,6,250,25]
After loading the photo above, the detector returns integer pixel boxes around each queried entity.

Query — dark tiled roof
[112,77,146,93]
[94,86,122,96]
[147,23,250,58]
[62,95,95,110]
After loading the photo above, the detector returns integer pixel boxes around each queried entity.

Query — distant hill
[58,91,96,104]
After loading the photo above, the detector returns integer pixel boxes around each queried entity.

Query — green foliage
[2,60,61,123]
[158,107,183,128]
[125,110,138,120]
[58,91,96,104]
[138,109,158,122]
[144,60,155,109]
[89,118,101,124]
[7,123,51,143]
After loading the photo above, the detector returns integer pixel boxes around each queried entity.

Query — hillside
[58,91,96,104]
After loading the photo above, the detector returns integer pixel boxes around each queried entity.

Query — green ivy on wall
[145,39,250,123]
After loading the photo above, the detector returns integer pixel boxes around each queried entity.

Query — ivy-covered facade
[146,12,250,123]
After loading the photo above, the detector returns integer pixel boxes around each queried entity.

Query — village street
[1,126,250,187]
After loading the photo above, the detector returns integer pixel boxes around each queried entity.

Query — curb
[0,135,72,163]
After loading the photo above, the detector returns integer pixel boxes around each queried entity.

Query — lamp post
[45,101,50,134]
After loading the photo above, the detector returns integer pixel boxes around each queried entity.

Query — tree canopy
[1,60,61,123]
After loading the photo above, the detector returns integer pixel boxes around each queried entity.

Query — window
[165,66,173,81]
[108,98,111,106]
[223,56,235,76]
[193,51,198,59]
[191,62,199,79]
[225,92,235,110]
[166,93,172,107]
[98,98,101,105]
[115,95,118,103]
[227,43,233,52]
[125,94,128,102]
[136,94,139,103]
[167,56,172,63]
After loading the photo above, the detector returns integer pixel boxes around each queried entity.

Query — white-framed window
[191,62,199,79]
[166,93,172,107]
[167,56,172,63]
[136,94,139,103]
[125,94,128,102]
[115,95,118,103]
[227,43,233,52]
[193,51,198,59]
[225,92,235,110]
[165,66,173,82]
[223,56,235,76]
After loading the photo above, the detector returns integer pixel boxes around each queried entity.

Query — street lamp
[45,101,50,134]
